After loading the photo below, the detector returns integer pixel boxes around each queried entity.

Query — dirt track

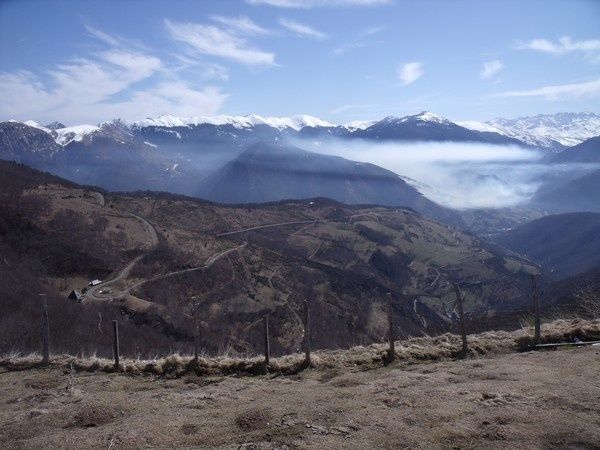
[1,347,598,449]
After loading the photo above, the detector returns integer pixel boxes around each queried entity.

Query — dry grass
[1,339,599,448]
[2,318,599,378]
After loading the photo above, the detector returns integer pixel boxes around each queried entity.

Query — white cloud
[397,62,423,85]
[247,0,390,8]
[164,19,276,66]
[210,15,272,35]
[85,24,121,46]
[0,26,227,124]
[279,18,327,39]
[496,78,600,99]
[517,36,600,57]
[480,60,503,80]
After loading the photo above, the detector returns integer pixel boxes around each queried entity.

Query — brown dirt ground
[1,347,599,449]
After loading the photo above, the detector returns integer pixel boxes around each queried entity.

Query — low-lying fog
[296,138,594,209]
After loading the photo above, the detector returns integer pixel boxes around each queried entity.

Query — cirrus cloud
[496,78,600,99]
[164,18,276,66]
[0,26,227,124]
[279,18,327,39]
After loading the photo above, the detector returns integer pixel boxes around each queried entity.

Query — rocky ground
[1,346,599,449]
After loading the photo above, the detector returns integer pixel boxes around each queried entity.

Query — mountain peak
[45,121,66,130]
[413,111,448,123]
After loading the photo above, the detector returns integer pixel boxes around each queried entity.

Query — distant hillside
[530,169,600,213]
[495,212,600,278]
[195,141,461,225]
[551,136,600,163]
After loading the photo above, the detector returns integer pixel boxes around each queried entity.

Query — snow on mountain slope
[133,113,334,131]
[486,112,600,149]
[343,120,377,131]
[53,125,100,145]
[23,120,52,134]
[456,120,507,135]
[7,111,597,149]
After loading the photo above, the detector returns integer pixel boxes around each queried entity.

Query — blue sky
[0,0,598,125]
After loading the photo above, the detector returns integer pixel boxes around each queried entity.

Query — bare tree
[574,284,600,318]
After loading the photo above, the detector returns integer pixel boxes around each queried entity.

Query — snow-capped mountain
[132,113,334,131]
[6,111,599,151]
[459,112,600,150]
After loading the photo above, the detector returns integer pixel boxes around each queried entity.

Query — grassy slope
[1,319,599,449]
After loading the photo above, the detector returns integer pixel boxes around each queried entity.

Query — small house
[89,279,102,286]
[68,289,83,302]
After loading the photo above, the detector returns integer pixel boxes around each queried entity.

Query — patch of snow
[344,120,376,131]
[414,111,447,123]
[486,112,600,148]
[23,120,52,134]
[132,113,334,131]
[457,120,507,135]
[54,125,100,146]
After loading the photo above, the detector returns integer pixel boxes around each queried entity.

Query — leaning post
[112,320,120,370]
[386,292,395,362]
[303,300,311,367]
[263,314,270,367]
[40,294,50,366]
[452,283,468,358]
[530,274,541,346]
[193,298,200,362]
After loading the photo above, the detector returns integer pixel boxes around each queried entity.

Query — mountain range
[458,112,600,150]
[8,111,599,150]
[1,111,598,221]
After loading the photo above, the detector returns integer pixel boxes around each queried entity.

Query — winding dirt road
[85,211,158,302]
[216,220,319,237]
[124,243,246,294]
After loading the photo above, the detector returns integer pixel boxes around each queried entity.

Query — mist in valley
[292,137,598,209]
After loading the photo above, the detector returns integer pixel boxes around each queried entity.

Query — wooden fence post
[452,283,468,357]
[530,274,541,346]
[193,299,200,362]
[40,295,50,366]
[386,292,395,362]
[263,314,270,367]
[303,301,311,366]
[112,320,120,370]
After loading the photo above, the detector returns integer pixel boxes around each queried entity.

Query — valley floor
[1,347,599,449]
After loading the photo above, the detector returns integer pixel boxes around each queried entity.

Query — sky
[0,0,599,126]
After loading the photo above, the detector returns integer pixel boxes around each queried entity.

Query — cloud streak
[164,18,276,66]
[279,18,327,39]
[210,15,272,35]
[496,78,600,99]
[397,62,423,85]
[518,36,600,56]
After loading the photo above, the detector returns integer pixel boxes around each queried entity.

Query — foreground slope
[1,335,599,449]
